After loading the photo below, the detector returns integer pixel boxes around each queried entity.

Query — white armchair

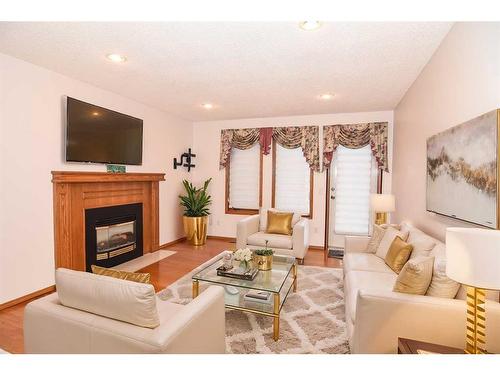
[236,210,310,263]
[24,268,226,354]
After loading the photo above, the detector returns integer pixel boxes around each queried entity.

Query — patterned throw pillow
[366,224,386,253]
[394,256,434,295]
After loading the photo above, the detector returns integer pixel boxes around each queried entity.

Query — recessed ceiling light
[106,53,127,63]
[201,103,214,110]
[299,21,322,31]
[92,111,100,116]
[319,93,334,100]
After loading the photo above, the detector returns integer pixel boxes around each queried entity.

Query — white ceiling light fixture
[299,21,322,31]
[106,53,127,63]
[201,103,214,110]
[318,93,335,100]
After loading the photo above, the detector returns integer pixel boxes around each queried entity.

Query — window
[332,145,378,235]
[272,142,313,217]
[225,144,262,214]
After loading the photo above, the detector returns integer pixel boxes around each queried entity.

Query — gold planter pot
[254,254,273,271]
[183,216,208,246]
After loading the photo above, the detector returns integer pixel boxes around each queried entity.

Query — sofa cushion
[344,253,394,274]
[247,231,293,249]
[426,244,461,299]
[344,270,397,323]
[56,268,160,328]
[259,208,300,232]
[405,225,437,259]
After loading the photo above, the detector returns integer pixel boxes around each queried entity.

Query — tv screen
[66,97,143,165]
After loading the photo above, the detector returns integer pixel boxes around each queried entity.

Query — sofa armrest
[158,285,226,353]
[344,236,371,253]
[236,214,260,249]
[292,218,310,260]
[351,290,500,354]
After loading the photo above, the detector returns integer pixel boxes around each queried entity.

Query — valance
[323,122,388,172]
[219,126,320,172]
[273,126,320,172]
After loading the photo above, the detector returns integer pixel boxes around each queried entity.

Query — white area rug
[158,263,349,354]
[114,250,176,272]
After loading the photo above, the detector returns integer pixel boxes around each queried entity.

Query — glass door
[328,145,379,250]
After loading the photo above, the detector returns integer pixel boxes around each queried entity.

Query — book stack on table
[244,290,272,304]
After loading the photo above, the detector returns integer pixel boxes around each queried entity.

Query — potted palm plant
[179,178,212,246]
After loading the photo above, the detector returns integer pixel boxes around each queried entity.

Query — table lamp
[370,194,395,225]
[446,227,500,354]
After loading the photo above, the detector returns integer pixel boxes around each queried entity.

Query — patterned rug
[157,263,349,354]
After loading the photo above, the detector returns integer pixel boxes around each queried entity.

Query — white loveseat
[236,209,310,262]
[344,222,500,354]
[24,268,226,354]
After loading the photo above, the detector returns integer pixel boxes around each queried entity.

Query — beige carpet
[158,264,349,354]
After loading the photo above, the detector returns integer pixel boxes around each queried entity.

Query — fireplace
[85,203,143,272]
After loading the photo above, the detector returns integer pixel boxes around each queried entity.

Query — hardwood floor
[0,239,341,354]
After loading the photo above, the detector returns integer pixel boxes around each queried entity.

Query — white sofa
[236,210,310,262]
[344,222,500,354]
[24,268,226,354]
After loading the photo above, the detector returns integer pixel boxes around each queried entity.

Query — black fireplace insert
[85,203,143,272]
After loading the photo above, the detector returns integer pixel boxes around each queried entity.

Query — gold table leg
[292,262,298,292]
[273,292,280,341]
[192,280,199,299]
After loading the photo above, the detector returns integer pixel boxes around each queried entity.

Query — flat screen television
[65,97,143,165]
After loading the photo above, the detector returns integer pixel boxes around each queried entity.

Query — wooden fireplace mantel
[52,171,165,271]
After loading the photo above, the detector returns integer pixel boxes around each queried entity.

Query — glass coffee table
[192,252,297,341]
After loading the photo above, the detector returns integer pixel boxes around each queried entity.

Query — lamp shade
[370,194,395,212]
[446,227,500,290]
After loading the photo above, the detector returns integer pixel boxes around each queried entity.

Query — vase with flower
[233,248,253,271]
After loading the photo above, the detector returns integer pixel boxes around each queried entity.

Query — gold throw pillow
[91,265,151,284]
[393,256,434,295]
[266,210,293,235]
[384,236,413,274]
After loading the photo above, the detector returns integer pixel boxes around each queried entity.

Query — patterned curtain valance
[219,126,320,172]
[273,126,320,172]
[323,122,389,172]
[219,128,260,169]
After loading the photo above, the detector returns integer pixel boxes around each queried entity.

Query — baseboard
[308,245,325,251]
[158,237,186,249]
[207,235,235,242]
[0,285,56,311]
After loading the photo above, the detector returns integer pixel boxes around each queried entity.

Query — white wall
[393,23,500,241]
[193,111,394,247]
[0,53,193,304]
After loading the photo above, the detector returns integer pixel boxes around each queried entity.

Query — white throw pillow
[259,208,301,232]
[375,227,409,260]
[56,268,160,328]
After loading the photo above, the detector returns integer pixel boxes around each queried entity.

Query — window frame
[224,147,264,215]
[271,140,314,218]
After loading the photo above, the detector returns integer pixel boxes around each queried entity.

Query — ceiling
[0,22,452,121]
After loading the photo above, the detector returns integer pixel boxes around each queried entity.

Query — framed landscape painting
[426,109,500,229]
